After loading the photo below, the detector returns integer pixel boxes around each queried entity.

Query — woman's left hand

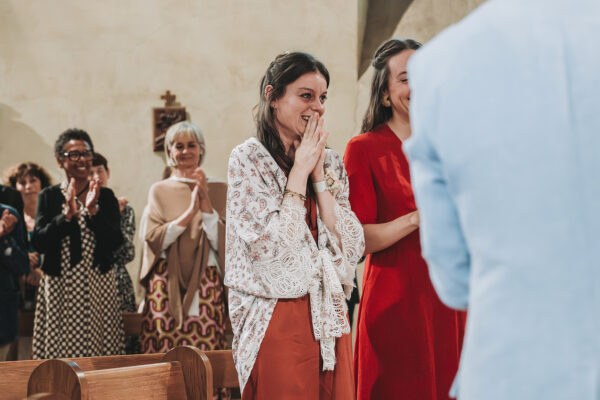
[192,168,213,213]
[28,252,39,268]
[310,127,329,182]
[26,268,43,286]
[85,179,100,215]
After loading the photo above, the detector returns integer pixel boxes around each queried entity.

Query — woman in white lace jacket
[225,52,365,399]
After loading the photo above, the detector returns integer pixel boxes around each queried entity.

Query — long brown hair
[254,52,330,173]
[361,38,421,133]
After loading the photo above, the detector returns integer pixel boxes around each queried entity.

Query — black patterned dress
[32,185,125,359]
[113,204,139,353]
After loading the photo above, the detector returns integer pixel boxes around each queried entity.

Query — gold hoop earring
[382,96,391,107]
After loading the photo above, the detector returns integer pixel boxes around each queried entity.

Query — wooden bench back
[0,353,164,400]
[27,359,187,400]
[26,347,216,400]
[3,346,238,400]
[204,350,239,389]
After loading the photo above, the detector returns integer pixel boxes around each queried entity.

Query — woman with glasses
[31,128,125,359]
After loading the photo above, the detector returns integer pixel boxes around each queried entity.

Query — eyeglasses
[62,150,93,161]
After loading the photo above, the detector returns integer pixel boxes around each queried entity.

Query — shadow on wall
[0,103,60,183]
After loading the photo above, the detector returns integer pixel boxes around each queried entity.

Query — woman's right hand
[64,178,79,221]
[408,211,420,227]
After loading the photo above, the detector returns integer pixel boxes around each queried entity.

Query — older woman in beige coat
[139,121,227,369]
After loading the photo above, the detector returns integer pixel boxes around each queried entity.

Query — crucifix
[152,90,187,152]
[161,90,176,106]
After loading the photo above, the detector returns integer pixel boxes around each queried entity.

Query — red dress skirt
[344,124,466,400]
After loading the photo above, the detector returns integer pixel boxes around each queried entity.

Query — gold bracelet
[283,189,307,202]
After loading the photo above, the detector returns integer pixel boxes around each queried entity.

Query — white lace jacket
[225,137,365,391]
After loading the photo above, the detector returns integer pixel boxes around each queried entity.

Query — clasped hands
[188,168,213,214]
[176,168,213,228]
[64,177,100,221]
[292,112,329,182]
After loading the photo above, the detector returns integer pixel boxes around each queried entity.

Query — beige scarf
[140,178,226,327]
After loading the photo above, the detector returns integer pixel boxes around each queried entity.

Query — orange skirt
[242,295,355,400]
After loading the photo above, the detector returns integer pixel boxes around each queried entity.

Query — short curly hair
[4,162,52,189]
[54,128,94,159]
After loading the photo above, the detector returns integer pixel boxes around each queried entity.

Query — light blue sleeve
[404,53,471,310]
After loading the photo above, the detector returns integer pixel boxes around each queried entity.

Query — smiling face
[57,139,93,180]
[385,49,415,121]
[16,174,42,200]
[90,164,110,187]
[169,133,203,170]
[270,71,328,144]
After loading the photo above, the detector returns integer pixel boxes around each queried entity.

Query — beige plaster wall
[0,0,359,297]
[1,0,484,301]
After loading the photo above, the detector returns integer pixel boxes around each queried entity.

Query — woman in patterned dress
[90,152,139,354]
[32,128,125,359]
[225,52,364,399]
[139,121,228,362]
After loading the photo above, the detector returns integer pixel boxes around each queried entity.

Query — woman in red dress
[344,38,466,400]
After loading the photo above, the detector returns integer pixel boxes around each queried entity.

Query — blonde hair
[164,121,206,167]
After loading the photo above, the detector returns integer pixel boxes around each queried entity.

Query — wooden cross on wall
[152,90,187,152]
[161,90,177,107]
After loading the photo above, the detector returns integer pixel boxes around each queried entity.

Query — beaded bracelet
[283,189,307,202]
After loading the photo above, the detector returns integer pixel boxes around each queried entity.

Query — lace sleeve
[225,146,312,298]
[325,150,365,267]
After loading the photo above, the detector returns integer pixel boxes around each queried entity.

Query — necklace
[76,182,90,198]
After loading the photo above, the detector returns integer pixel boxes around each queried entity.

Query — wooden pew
[28,359,187,400]
[26,394,70,400]
[0,347,238,400]
[0,353,163,400]
[166,348,240,398]
[204,350,240,394]
[26,346,213,400]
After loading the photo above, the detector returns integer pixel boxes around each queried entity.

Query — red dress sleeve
[343,136,377,224]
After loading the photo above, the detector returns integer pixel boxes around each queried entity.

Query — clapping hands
[0,209,18,237]
[118,197,129,213]
[64,177,100,221]
[85,179,100,215]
